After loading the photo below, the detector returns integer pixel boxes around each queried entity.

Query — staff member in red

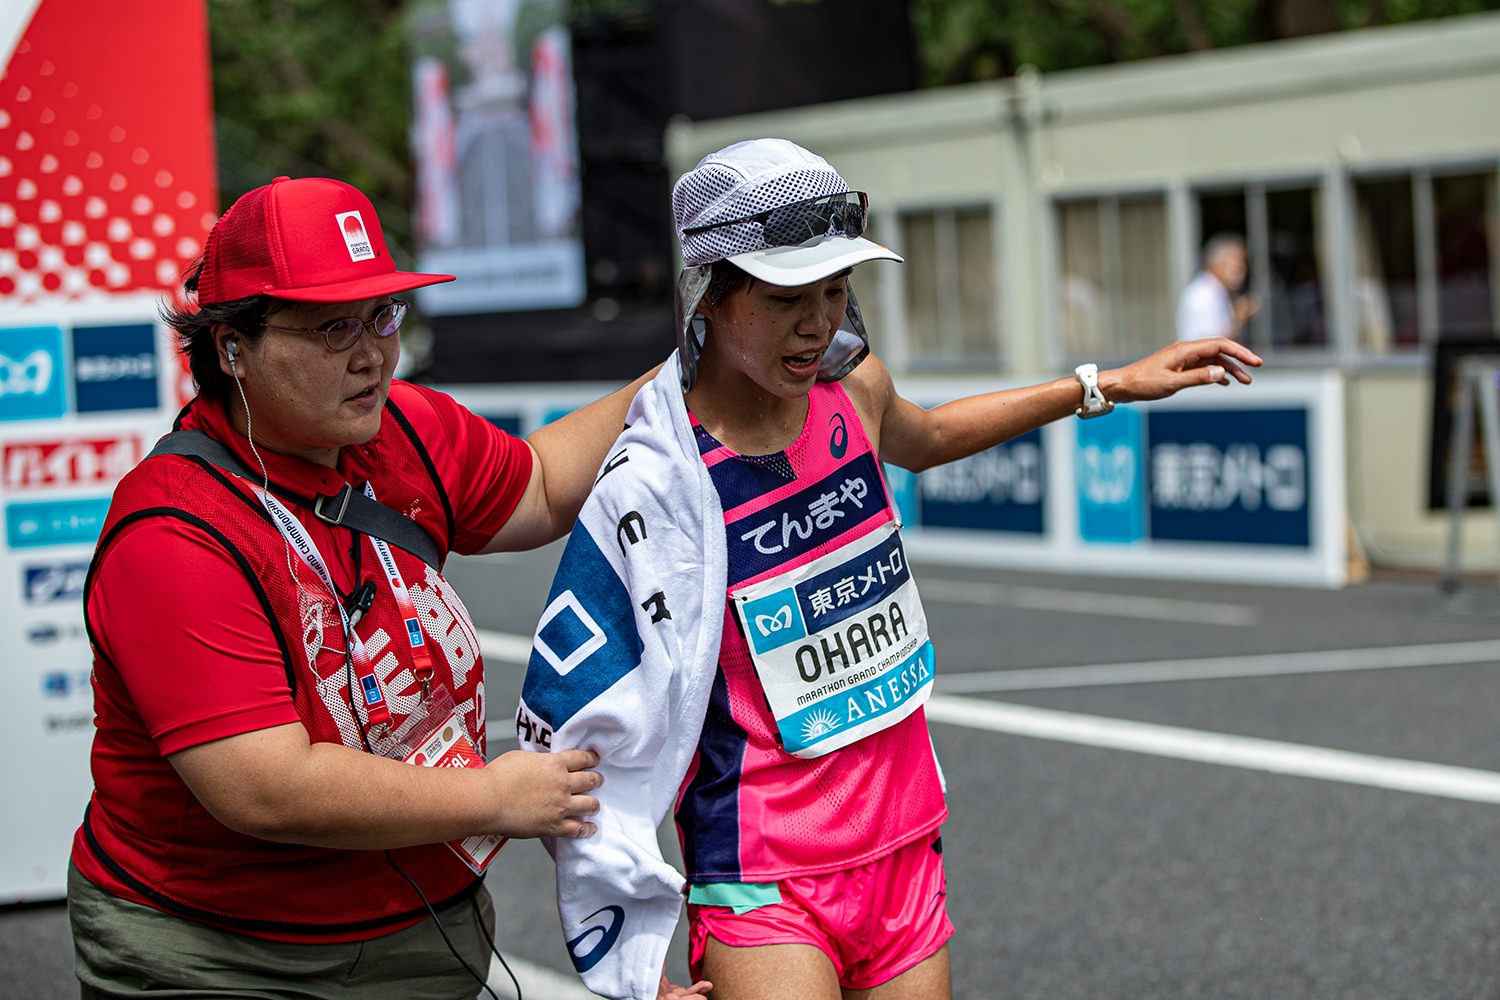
[68,176,649,998]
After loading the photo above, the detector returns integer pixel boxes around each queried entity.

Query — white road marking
[936,639,1500,693]
[923,694,1500,804]
[477,628,532,664]
[916,577,1260,626]
[479,628,1500,803]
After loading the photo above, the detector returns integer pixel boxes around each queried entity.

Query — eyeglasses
[261,299,409,352]
[681,191,869,248]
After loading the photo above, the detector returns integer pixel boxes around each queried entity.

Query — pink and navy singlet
[676,380,948,885]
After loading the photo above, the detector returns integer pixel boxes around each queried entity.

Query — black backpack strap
[148,430,442,569]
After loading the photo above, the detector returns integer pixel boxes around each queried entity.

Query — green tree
[909,0,1500,85]
[208,0,418,253]
[206,0,1500,255]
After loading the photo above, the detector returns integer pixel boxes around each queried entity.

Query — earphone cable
[231,352,320,616]
[474,892,523,1000]
[385,851,503,1000]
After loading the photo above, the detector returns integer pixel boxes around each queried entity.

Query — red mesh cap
[196,176,454,305]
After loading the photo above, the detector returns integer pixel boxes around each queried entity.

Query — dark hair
[704,258,753,308]
[160,259,275,402]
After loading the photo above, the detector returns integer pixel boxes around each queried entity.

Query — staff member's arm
[171,725,601,850]
[96,523,601,851]
[482,364,661,553]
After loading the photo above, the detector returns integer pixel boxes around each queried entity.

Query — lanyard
[362,482,436,699]
[256,484,435,730]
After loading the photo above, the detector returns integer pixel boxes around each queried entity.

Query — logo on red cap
[335,211,376,262]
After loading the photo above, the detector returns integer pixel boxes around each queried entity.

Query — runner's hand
[1101,337,1262,403]
[658,971,712,998]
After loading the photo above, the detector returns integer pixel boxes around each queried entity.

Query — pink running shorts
[688,830,954,990]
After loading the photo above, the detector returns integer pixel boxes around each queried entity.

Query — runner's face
[696,270,851,401]
[218,296,399,467]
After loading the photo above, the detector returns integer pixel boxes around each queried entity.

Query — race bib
[730,520,935,758]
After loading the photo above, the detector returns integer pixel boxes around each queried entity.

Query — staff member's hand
[486,748,603,839]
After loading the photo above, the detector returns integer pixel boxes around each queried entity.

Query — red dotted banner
[0,0,217,304]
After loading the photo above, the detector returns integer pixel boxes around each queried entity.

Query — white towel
[516,353,726,1000]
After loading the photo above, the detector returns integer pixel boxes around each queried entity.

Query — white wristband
[1074,363,1115,419]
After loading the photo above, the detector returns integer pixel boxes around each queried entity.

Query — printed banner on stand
[0,0,217,903]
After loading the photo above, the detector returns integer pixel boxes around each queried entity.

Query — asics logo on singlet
[0,350,54,398]
[566,905,624,973]
[828,412,848,459]
[754,605,794,637]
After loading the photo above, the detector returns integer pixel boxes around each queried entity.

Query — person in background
[68,175,660,999]
[1177,232,1259,342]
[516,138,1262,1000]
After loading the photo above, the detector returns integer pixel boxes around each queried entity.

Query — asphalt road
[9,542,1500,999]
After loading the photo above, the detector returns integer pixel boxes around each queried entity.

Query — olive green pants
[69,863,495,999]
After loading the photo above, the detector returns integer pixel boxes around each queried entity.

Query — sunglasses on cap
[261,298,409,352]
[681,191,869,248]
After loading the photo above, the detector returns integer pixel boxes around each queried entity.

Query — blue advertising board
[0,326,67,422]
[911,429,1045,534]
[6,497,113,549]
[432,372,1344,587]
[1147,408,1310,547]
[1076,407,1145,544]
[71,323,159,413]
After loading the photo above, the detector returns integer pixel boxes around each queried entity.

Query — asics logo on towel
[0,350,53,397]
[828,411,848,459]
[566,905,624,973]
[754,605,794,637]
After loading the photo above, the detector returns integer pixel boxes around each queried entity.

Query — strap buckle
[314,485,353,526]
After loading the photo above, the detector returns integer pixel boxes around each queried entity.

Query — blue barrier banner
[1147,408,1310,547]
[1077,408,1145,543]
[914,428,1045,534]
[481,414,523,435]
[0,327,67,422]
[6,497,112,548]
[71,324,159,413]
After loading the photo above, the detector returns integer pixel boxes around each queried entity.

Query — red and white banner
[1,0,216,304]
[3,434,144,490]
[0,0,217,903]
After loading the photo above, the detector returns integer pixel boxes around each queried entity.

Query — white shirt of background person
[1177,234,1252,342]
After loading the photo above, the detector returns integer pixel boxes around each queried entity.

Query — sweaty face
[223,296,400,467]
[694,270,851,405]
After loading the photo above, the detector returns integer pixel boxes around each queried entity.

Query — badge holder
[253,481,503,873]
[373,686,506,874]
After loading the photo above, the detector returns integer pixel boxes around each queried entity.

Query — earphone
[226,339,239,363]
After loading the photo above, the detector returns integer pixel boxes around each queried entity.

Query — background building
[661,11,1500,576]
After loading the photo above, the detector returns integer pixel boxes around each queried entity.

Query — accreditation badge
[378,685,506,874]
[730,520,936,758]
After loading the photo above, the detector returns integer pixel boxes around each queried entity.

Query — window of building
[1353,168,1497,352]
[1055,193,1172,362]
[1353,177,1418,350]
[1193,182,1327,352]
[1436,172,1495,341]
[898,206,999,370]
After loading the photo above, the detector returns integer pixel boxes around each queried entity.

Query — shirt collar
[178,395,381,498]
